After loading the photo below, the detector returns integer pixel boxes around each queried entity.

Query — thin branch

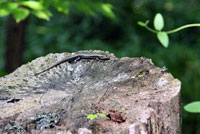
[166,24,200,34]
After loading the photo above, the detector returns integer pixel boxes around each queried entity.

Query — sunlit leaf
[0,0,116,22]
[56,7,69,15]
[0,9,10,17]
[0,2,18,10]
[21,1,43,10]
[138,20,149,27]
[0,2,18,17]
[145,20,150,25]
[72,2,96,16]
[40,0,51,7]
[154,13,164,31]
[99,3,115,19]
[138,75,144,77]
[91,2,115,19]
[157,32,169,48]
[97,113,107,118]
[12,8,30,23]
[72,1,115,19]
[52,1,70,15]
[32,9,52,20]
[87,114,98,120]
[138,21,146,27]
[184,101,200,113]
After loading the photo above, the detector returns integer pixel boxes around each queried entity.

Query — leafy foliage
[154,13,164,31]
[137,74,144,78]
[184,102,200,113]
[87,113,107,120]
[157,32,169,48]
[12,8,30,22]
[139,13,200,113]
[87,114,98,120]
[138,13,200,48]
[138,20,149,27]
[0,0,115,22]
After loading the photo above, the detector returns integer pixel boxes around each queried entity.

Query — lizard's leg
[95,57,100,61]
[74,56,81,62]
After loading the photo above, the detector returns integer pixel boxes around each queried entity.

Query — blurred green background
[1,0,200,133]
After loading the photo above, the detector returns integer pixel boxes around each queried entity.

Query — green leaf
[12,8,30,23]
[87,114,98,120]
[157,32,169,48]
[145,20,150,25]
[21,1,43,10]
[138,20,149,27]
[0,9,10,17]
[32,9,52,20]
[154,13,164,31]
[71,1,115,19]
[52,1,70,15]
[138,75,144,77]
[0,2,18,10]
[0,2,18,16]
[72,2,96,16]
[40,0,51,7]
[91,2,115,19]
[184,101,200,113]
[99,3,115,19]
[97,113,107,118]
[138,21,146,27]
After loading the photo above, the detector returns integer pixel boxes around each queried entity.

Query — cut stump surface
[0,50,181,134]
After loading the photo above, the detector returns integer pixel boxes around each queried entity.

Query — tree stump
[0,50,181,134]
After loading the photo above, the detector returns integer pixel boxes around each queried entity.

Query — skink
[35,54,109,76]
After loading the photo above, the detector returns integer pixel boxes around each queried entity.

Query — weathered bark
[5,16,28,73]
[0,50,181,134]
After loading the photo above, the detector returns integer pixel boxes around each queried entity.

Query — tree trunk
[5,16,28,73]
